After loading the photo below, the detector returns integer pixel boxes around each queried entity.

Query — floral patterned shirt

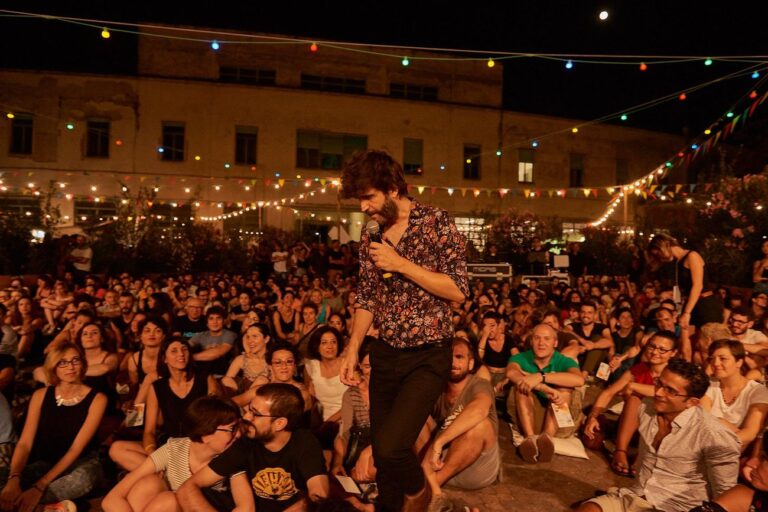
[356,201,469,349]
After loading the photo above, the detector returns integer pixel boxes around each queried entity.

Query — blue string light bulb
[402,56,410,67]
[211,40,220,51]
[565,60,574,70]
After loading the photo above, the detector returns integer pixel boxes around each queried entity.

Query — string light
[6,112,14,119]
[704,129,712,135]
[211,40,220,50]
[726,111,734,118]
[639,62,648,72]
[531,141,539,148]
[487,58,495,68]
[565,60,574,69]
[401,56,410,67]
[679,93,687,101]
[752,71,760,79]
[101,27,110,39]
[620,114,628,121]
[750,91,758,99]
[571,127,579,133]
[310,42,318,53]
[65,123,74,130]
[704,58,713,66]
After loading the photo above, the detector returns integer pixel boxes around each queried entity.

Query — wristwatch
[540,370,546,384]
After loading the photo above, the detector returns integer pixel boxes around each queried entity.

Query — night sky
[1,1,766,135]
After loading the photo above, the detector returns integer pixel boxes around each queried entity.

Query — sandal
[610,449,636,478]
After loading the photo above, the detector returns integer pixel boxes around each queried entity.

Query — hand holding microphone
[365,220,400,279]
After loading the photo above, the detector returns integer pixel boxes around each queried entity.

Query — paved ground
[446,422,633,512]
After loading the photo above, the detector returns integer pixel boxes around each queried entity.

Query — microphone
[365,220,393,279]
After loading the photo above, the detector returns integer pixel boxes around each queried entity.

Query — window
[403,139,423,175]
[86,120,110,158]
[219,67,276,86]
[296,131,367,170]
[463,145,481,180]
[301,74,366,94]
[9,114,33,155]
[235,126,258,165]
[518,148,535,183]
[390,83,438,101]
[569,153,584,188]
[161,122,185,162]
[74,199,117,224]
[0,195,40,217]
[615,158,629,185]
[455,217,486,252]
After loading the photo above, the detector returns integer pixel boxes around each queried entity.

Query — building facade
[0,26,683,244]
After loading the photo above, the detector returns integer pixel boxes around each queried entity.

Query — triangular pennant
[649,185,657,194]
[591,189,598,198]
[675,185,682,193]
[704,183,713,192]
[320,179,327,186]
[417,186,425,195]
[251,179,258,186]
[431,187,437,195]
[485,189,492,198]
[447,188,454,196]
[605,187,614,194]
[460,188,467,197]
[547,190,554,198]
[689,184,696,193]
[642,191,648,199]
[499,189,508,198]
[668,191,675,198]
[524,189,530,198]
[583,189,591,197]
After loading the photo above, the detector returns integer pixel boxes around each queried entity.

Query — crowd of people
[0,229,767,512]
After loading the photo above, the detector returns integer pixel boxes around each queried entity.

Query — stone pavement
[446,422,633,512]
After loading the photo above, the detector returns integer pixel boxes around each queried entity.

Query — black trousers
[369,339,452,512]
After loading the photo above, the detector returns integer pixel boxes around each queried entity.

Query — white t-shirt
[70,246,93,271]
[705,380,768,426]
[272,251,289,273]
[740,329,768,345]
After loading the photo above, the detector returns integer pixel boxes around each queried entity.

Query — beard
[449,368,470,383]
[374,196,399,228]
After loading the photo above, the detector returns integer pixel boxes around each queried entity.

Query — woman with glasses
[103,396,240,512]
[584,330,678,477]
[700,339,768,447]
[0,343,107,511]
[110,337,218,471]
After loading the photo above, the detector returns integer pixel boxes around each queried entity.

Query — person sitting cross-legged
[506,323,585,463]
[575,359,741,512]
[422,337,500,511]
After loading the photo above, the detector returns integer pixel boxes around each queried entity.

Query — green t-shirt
[508,350,579,404]
[508,350,578,374]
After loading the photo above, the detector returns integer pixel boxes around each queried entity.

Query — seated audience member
[304,326,348,451]
[728,307,768,367]
[178,383,330,511]
[39,281,74,334]
[575,359,740,512]
[0,343,107,511]
[506,323,585,463]
[701,339,768,447]
[103,396,240,512]
[0,304,19,358]
[422,337,499,507]
[477,312,516,394]
[174,298,207,341]
[45,308,97,354]
[693,434,768,512]
[221,323,271,394]
[584,331,678,477]
[607,307,644,378]
[107,292,138,352]
[272,290,298,343]
[97,289,121,319]
[332,341,373,482]
[296,303,321,356]
[228,290,253,335]
[9,297,43,359]
[189,306,237,376]
[538,309,580,361]
[110,337,218,471]
[126,316,166,405]
[565,301,614,376]
[696,322,732,367]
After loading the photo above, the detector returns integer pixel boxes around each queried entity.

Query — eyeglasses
[653,378,693,398]
[57,357,83,368]
[245,406,278,418]
[728,317,748,325]
[272,359,295,366]
[646,344,674,355]
[216,423,240,435]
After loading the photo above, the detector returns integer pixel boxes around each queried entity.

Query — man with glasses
[728,306,768,369]
[178,383,329,511]
[576,359,740,512]
[174,298,208,340]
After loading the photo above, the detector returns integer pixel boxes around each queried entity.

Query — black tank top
[152,373,208,438]
[278,310,296,335]
[482,336,516,369]
[30,386,100,464]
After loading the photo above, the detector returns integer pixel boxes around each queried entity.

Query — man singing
[339,150,469,511]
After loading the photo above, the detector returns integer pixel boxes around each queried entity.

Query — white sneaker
[43,500,77,512]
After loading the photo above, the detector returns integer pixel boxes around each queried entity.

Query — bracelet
[7,473,20,480]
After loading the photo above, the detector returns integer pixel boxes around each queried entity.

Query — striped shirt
[150,437,225,491]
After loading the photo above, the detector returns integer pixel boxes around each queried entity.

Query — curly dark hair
[307,326,344,360]
[665,358,709,399]
[340,149,408,199]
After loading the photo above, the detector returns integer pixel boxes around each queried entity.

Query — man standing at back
[339,150,469,512]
